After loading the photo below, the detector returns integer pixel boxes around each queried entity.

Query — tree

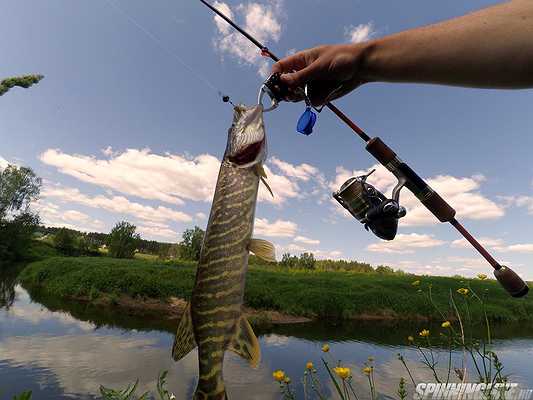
[280,253,298,268]
[375,265,394,274]
[53,228,77,256]
[0,212,40,262]
[0,165,41,219]
[0,75,43,97]
[180,226,205,261]
[108,221,140,259]
[0,164,42,262]
[299,252,316,270]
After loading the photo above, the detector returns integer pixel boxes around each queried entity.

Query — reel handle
[494,266,529,298]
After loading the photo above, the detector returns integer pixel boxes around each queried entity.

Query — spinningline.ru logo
[414,383,533,400]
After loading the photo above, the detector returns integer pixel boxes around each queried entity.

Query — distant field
[18,256,533,322]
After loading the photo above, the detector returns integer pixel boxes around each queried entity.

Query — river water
[1,269,532,399]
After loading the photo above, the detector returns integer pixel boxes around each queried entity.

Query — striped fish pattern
[172,104,275,400]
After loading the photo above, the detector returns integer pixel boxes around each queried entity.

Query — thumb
[281,61,321,88]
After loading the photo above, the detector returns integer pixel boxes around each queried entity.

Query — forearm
[362,0,533,88]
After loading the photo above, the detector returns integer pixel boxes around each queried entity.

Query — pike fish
[172,104,276,400]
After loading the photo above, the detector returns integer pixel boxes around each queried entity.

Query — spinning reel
[333,170,407,241]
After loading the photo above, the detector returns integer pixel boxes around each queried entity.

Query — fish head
[225,105,267,168]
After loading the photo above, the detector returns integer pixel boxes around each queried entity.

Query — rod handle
[365,137,456,222]
[494,266,529,298]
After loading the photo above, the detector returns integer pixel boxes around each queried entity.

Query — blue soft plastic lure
[296,107,317,135]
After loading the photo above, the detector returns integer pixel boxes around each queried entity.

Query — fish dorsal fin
[172,303,197,361]
[227,315,261,368]
[248,238,276,263]
[254,164,274,198]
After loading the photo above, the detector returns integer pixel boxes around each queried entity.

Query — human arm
[272,0,533,105]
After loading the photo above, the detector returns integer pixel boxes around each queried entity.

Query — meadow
[18,255,533,322]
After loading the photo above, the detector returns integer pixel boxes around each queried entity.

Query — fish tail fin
[227,314,261,368]
[172,303,197,361]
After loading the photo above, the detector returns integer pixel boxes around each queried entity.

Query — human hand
[271,43,371,106]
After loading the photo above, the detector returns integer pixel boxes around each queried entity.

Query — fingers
[282,62,324,88]
[271,51,310,74]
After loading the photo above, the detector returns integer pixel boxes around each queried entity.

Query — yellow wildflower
[272,370,285,382]
[407,336,414,342]
[441,321,451,328]
[322,344,330,353]
[419,329,430,338]
[362,366,372,376]
[333,366,351,379]
[284,377,291,384]
[411,280,421,287]
[477,274,488,281]
[306,362,314,370]
[457,288,469,296]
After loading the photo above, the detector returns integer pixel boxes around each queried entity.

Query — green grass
[18,256,533,322]
[25,240,60,260]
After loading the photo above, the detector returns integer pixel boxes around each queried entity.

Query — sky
[1,0,533,279]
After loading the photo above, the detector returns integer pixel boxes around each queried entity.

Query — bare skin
[272,0,533,106]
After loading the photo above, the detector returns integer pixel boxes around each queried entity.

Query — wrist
[355,39,382,84]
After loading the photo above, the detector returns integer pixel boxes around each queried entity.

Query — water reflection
[0,269,532,400]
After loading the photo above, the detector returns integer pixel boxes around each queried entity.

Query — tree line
[0,160,399,273]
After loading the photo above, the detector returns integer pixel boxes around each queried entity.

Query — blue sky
[2,0,533,278]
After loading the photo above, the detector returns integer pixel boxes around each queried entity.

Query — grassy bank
[19,256,533,322]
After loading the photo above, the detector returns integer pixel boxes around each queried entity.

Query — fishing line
[103,0,232,103]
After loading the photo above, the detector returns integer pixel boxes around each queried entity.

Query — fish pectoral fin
[254,164,274,198]
[227,315,261,368]
[248,238,276,263]
[172,303,197,362]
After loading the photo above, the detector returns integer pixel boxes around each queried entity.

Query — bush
[280,253,316,269]
[108,221,140,259]
[180,226,204,261]
[54,228,77,256]
[0,212,40,262]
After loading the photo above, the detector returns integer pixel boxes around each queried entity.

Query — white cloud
[506,195,533,214]
[258,164,300,205]
[254,217,297,237]
[34,200,104,232]
[0,156,8,171]
[41,148,300,207]
[451,236,533,254]
[294,235,320,246]
[367,233,445,254]
[40,148,220,205]
[41,185,192,225]
[213,0,283,77]
[213,1,234,35]
[331,164,505,227]
[137,224,179,241]
[345,22,375,43]
[270,157,319,181]
[195,212,207,220]
[498,243,533,254]
[451,237,505,249]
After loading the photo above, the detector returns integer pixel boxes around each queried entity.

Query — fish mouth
[226,105,267,168]
[228,137,266,166]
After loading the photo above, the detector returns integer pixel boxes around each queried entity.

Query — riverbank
[18,256,533,323]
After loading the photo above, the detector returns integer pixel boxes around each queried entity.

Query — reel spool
[333,170,406,241]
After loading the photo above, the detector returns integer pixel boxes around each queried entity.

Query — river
[1,268,532,399]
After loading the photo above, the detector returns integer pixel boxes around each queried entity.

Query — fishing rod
[199,0,529,298]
